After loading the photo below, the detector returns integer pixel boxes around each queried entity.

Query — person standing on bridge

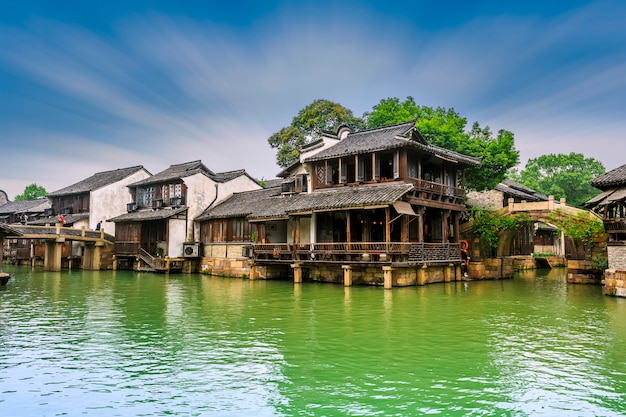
[95,221,102,231]
[58,214,65,225]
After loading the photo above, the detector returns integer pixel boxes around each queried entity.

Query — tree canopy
[267,99,363,167]
[14,183,47,201]
[268,96,519,190]
[511,153,605,208]
[364,97,519,190]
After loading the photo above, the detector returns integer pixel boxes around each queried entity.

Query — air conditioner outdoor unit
[183,243,200,257]
[127,202,137,212]
[242,245,253,258]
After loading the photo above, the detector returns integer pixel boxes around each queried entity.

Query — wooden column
[401,215,409,242]
[291,263,303,284]
[418,207,425,242]
[442,210,449,243]
[385,207,391,243]
[346,211,351,245]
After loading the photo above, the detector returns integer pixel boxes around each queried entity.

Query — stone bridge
[463,196,599,258]
[0,224,114,271]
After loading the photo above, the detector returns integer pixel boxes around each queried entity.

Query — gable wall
[184,173,219,242]
[90,169,151,235]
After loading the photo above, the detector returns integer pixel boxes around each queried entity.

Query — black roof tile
[48,166,148,197]
[590,164,626,190]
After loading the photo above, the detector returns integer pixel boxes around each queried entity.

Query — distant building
[466,179,548,209]
[0,190,8,206]
[0,198,50,225]
[43,165,152,235]
[587,164,626,296]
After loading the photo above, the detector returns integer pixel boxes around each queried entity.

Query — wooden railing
[603,219,626,234]
[251,242,461,264]
[408,178,465,202]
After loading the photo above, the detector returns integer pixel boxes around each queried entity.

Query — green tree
[14,183,47,201]
[364,97,519,190]
[268,99,363,167]
[516,153,605,208]
[546,210,606,260]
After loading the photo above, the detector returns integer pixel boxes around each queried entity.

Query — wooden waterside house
[109,160,261,272]
[196,121,481,286]
[587,164,626,296]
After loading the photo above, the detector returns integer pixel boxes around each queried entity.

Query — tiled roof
[130,160,214,187]
[211,169,248,182]
[590,164,626,190]
[263,179,284,188]
[48,166,147,196]
[109,207,188,223]
[303,121,481,167]
[0,223,21,235]
[29,212,89,226]
[198,182,414,221]
[196,186,283,220]
[0,198,50,215]
[496,180,548,202]
[129,160,252,187]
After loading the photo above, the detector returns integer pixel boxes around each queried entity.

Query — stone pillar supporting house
[383,266,394,289]
[342,265,353,286]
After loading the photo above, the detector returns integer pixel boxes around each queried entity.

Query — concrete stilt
[383,266,394,289]
[342,265,353,286]
[417,265,427,286]
[444,264,454,282]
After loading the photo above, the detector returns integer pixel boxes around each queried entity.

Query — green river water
[1,266,625,416]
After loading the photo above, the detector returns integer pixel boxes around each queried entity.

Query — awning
[605,188,626,205]
[586,189,615,206]
[393,201,417,216]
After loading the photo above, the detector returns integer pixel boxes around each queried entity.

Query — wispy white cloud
[1,0,625,199]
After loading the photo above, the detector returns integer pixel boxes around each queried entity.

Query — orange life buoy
[460,240,469,250]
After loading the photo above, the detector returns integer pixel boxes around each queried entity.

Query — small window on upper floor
[282,174,308,194]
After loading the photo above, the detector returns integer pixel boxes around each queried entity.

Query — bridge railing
[6,225,115,244]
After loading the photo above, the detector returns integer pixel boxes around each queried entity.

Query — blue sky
[1,1,624,199]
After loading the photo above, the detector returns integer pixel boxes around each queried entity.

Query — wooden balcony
[251,242,462,265]
[408,178,466,206]
[603,219,626,234]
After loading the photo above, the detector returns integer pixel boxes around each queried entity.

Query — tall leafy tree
[14,183,47,201]
[364,97,519,190]
[268,99,363,167]
[515,153,605,208]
